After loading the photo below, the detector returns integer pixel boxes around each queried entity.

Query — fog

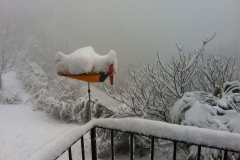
[1,0,240,74]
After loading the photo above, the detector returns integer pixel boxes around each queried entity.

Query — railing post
[197,146,201,160]
[130,133,134,160]
[173,141,177,160]
[111,130,115,160]
[68,147,72,160]
[81,136,85,160]
[224,150,228,160]
[151,137,154,160]
[91,127,97,160]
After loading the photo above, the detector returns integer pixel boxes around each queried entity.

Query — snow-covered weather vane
[55,46,118,123]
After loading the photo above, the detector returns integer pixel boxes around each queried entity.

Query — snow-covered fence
[26,118,240,160]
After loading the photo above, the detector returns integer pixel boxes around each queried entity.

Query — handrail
[94,118,240,152]
[26,118,240,160]
[25,121,94,160]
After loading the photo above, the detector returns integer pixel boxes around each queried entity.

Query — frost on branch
[197,54,239,94]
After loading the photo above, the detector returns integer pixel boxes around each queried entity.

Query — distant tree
[0,20,18,89]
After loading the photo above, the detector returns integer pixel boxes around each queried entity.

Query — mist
[1,0,240,78]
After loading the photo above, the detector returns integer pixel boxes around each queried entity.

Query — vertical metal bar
[87,82,91,123]
[173,141,177,160]
[111,130,115,160]
[130,133,134,160]
[197,146,201,160]
[81,136,85,160]
[68,147,72,160]
[151,137,154,160]
[91,127,97,160]
[224,150,228,160]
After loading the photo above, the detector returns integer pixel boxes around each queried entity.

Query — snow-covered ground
[0,71,123,160]
[0,72,79,160]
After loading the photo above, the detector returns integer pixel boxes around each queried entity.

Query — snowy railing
[26,118,240,160]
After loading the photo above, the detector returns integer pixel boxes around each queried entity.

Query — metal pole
[173,141,176,160]
[130,133,134,160]
[91,127,97,160]
[111,130,115,160]
[151,137,154,160]
[87,82,91,123]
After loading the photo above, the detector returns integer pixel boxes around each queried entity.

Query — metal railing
[58,125,240,160]
[24,118,239,160]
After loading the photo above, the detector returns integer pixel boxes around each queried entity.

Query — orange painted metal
[57,72,101,82]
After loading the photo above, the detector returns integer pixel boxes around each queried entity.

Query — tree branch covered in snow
[0,20,19,89]
[105,33,240,158]
[105,34,217,122]
[197,54,239,95]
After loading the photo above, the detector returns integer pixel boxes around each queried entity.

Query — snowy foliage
[106,34,219,122]
[0,91,21,104]
[33,76,113,124]
[197,54,239,94]
[17,62,48,94]
[42,76,88,123]
[55,46,118,74]
[17,60,114,125]
[170,81,240,159]
[105,34,240,159]
[0,21,18,88]
[17,62,48,111]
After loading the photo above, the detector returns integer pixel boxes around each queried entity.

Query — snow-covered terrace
[27,118,240,160]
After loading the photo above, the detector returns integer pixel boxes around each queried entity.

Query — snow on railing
[26,118,240,160]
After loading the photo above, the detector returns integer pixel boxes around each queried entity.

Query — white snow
[55,46,118,74]
[94,118,240,151]
[0,71,78,160]
[27,118,240,160]
[0,71,121,160]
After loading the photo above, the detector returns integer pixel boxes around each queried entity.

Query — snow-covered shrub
[105,34,240,159]
[197,54,239,94]
[17,62,48,94]
[39,76,86,122]
[36,76,113,124]
[170,81,240,159]
[16,62,48,109]
[0,91,21,104]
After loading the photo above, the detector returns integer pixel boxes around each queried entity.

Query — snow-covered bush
[170,81,240,159]
[105,34,240,159]
[35,76,113,124]
[17,62,48,110]
[105,34,220,122]
[197,54,239,94]
[37,76,87,123]
[0,91,21,104]
[17,62,48,94]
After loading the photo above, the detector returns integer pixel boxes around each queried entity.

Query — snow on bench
[26,118,240,160]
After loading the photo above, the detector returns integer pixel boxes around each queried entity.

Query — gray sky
[1,0,240,68]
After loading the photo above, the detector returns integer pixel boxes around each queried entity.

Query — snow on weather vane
[55,46,118,123]
[55,46,117,85]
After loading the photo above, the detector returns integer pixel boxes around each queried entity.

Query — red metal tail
[109,64,114,85]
